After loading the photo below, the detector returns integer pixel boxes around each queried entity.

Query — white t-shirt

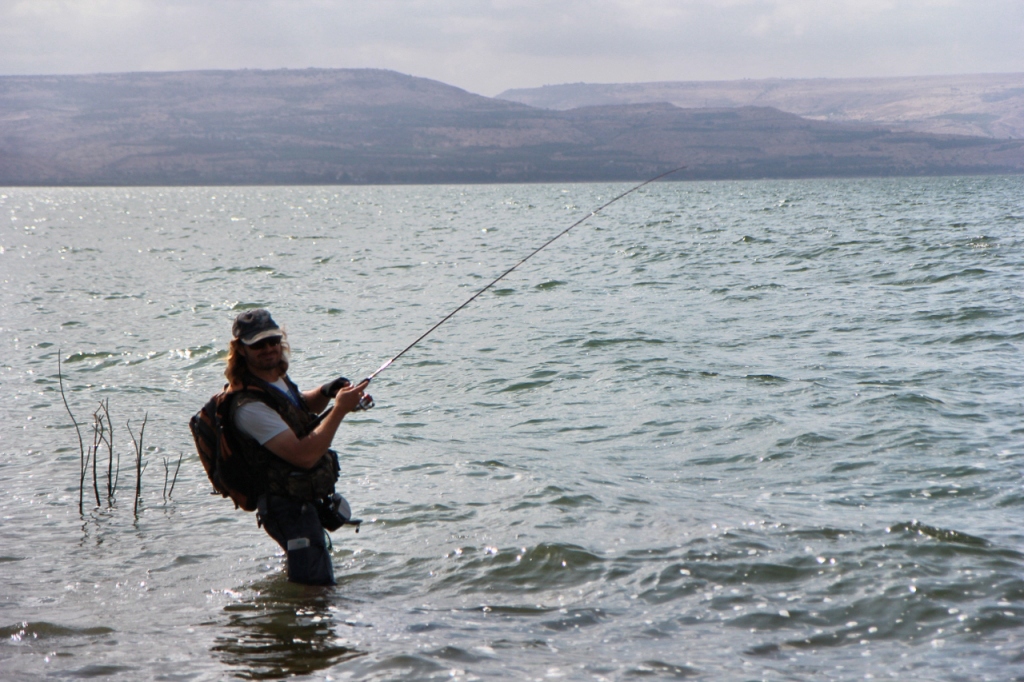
[233,378,295,445]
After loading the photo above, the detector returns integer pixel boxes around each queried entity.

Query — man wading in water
[224,309,369,585]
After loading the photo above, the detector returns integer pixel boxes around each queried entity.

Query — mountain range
[498,73,1024,140]
[1,69,1022,185]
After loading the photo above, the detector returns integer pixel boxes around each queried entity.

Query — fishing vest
[225,374,339,502]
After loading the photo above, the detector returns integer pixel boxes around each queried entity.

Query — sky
[1,0,1022,96]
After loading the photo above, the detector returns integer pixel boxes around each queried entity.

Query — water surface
[1,176,1023,680]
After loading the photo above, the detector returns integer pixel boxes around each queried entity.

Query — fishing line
[365,165,686,383]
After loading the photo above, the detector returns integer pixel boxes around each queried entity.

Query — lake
[1,176,1023,680]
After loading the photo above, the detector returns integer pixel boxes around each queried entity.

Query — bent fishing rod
[361,165,686,387]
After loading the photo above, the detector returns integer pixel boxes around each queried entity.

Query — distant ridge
[1,68,1023,185]
[497,73,1024,140]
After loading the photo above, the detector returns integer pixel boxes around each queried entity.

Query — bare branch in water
[101,398,116,500]
[162,458,170,502]
[57,352,87,516]
[163,452,184,502]
[169,452,183,500]
[90,406,103,507]
[128,413,148,518]
[80,451,91,510]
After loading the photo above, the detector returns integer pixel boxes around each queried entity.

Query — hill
[1,69,1023,185]
[498,73,1024,140]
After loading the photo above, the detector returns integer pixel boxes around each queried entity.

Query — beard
[245,347,283,373]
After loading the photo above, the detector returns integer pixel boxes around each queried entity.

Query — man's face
[241,336,283,373]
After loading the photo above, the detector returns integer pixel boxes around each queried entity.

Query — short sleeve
[234,401,291,445]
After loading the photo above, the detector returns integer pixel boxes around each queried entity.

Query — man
[225,308,369,585]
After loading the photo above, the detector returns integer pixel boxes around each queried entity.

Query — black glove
[320,376,351,398]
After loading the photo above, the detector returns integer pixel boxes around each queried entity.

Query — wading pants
[257,494,335,586]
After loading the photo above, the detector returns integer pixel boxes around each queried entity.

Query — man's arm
[303,388,330,414]
[263,380,368,469]
[303,375,352,414]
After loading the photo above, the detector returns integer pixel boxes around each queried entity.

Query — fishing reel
[352,376,374,411]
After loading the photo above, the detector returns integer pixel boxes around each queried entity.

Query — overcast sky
[2,0,1021,96]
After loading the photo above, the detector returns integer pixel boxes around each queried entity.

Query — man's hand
[333,379,370,413]
[320,376,351,398]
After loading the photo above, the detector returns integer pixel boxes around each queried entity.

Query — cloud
[0,0,1021,95]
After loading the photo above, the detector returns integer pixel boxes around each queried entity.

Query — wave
[0,621,114,640]
[432,542,605,594]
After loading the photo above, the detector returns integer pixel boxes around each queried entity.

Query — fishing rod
[362,165,686,384]
[312,168,681,521]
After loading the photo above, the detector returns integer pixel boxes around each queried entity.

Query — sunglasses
[248,336,282,350]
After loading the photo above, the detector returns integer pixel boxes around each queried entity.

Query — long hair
[224,334,290,389]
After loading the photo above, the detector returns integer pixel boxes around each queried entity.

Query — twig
[127,413,148,518]
[57,352,87,516]
[101,399,116,500]
[90,407,102,507]
[80,451,91,511]
[168,452,183,500]
[162,458,170,502]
